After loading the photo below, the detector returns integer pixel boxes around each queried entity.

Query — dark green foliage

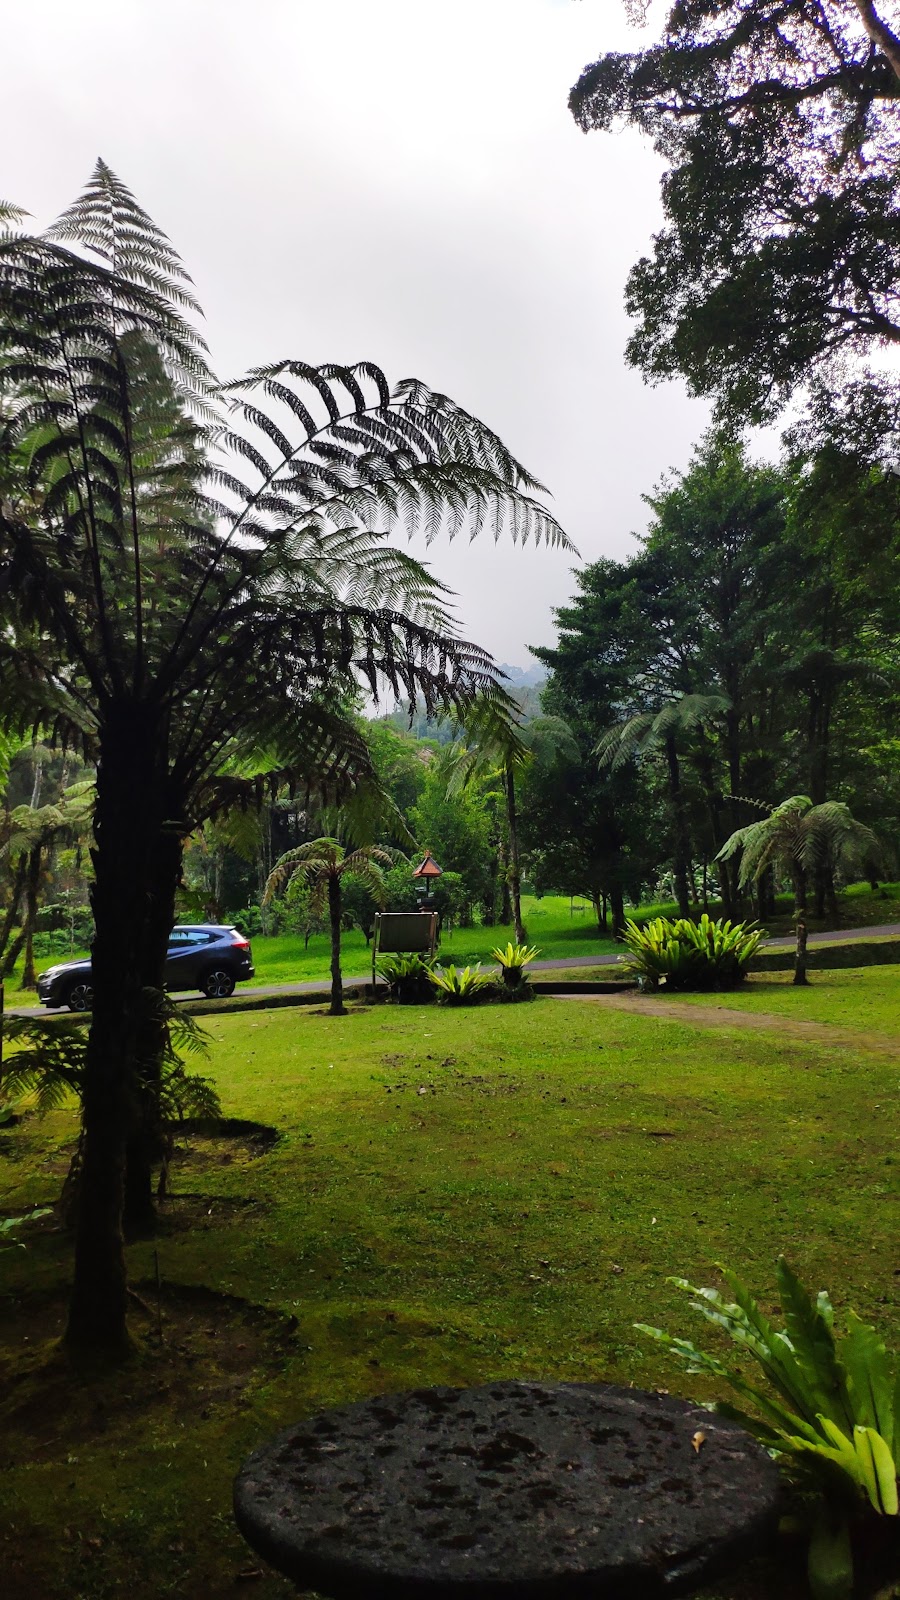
[571,2,900,419]
[492,977,536,1004]
[0,1006,220,1129]
[376,950,436,1003]
[533,429,899,921]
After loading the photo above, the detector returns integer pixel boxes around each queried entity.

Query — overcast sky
[6,0,709,668]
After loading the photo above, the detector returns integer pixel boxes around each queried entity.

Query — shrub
[493,979,535,1004]
[491,941,541,988]
[620,914,763,991]
[636,1259,899,1600]
[427,963,494,1005]
[376,951,435,1004]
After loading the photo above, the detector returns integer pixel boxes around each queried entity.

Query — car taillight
[230,935,250,949]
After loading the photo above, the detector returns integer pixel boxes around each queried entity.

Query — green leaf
[775,1257,854,1431]
[843,1311,895,1450]
[854,1426,898,1517]
[807,1513,854,1600]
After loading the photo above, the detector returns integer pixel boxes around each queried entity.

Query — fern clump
[427,963,494,1005]
[620,914,763,992]
[376,951,435,1004]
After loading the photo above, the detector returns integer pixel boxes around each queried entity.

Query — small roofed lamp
[412,852,443,904]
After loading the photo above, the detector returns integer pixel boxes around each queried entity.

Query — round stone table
[233,1380,780,1599]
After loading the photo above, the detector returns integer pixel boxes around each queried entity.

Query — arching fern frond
[46,159,204,321]
[718,795,883,887]
[215,361,574,558]
[596,693,731,770]
[0,201,28,233]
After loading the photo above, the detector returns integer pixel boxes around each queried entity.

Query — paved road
[8,922,899,1018]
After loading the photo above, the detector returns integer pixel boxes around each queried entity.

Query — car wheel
[200,968,236,999]
[65,980,94,1012]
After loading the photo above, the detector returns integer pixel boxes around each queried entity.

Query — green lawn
[659,963,900,1041]
[245,894,621,988]
[2,973,897,1598]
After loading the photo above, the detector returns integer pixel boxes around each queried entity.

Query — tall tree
[596,694,729,918]
[444,699,577,942]
[0,162,570,1358]
[572,2,900,418]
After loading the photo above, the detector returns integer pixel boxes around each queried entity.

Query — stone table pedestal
[234,1380,780,1598]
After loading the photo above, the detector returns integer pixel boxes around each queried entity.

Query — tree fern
[0,160,572,1355]
[718,795,882,983]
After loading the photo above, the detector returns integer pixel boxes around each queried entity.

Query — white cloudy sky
[6,0,709,666]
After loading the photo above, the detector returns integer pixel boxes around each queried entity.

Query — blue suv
[36,925,255,1010]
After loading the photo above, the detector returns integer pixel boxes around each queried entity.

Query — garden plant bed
[1,969,897,1598]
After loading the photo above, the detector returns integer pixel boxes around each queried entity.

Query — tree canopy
[571,1,900,418]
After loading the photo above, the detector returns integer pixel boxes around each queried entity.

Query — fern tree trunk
[665,736,692,919]
[122,823,183,1239]
[65,704,170,1361]
[505,761,525,945]
[792,865,810,987]
[0,856,28,977]
[328,873,345,1017]
[19,844,43,990]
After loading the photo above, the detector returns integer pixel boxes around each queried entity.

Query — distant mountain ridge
[498,662,547,688]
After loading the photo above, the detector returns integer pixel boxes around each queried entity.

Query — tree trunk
[497,834,513,924]
[122,826,183,1240]
[65,704,169,1362]
[505,761,525,945]
[610,882,626,940]
[0,854,28,971]
[328,874,345,1016]
[665,736,691,919]
[19,845,43,990]
[697,743,731,917]
[793,867,810,987]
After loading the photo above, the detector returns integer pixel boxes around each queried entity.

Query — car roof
[172,924,237,932]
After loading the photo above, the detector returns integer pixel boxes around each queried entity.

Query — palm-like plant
[717,796,880,985]
[445,698,578,942]
[264,838,396,1015]
[0,782,93,987]
[596,693,730,919]
[0,162,571,1357]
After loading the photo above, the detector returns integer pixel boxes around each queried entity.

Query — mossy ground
[1,970,898,1597]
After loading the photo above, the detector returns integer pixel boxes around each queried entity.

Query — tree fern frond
[46,159,202,310]
[0,200,28,232]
